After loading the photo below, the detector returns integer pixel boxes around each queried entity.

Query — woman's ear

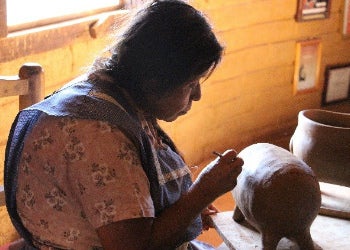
[140,79,164,97]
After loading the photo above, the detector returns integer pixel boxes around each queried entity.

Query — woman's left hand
[201,203,219,231]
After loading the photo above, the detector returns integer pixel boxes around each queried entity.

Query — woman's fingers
[202,204,219,215]
[196,148,244,198]
[207,203,220,213]
[216,149,243,176]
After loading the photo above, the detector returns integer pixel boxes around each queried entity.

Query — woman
[5,0,243,249]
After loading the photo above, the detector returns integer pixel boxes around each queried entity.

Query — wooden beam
[0,10,127,63]
[0,0,7,37]
[0,185,4,206]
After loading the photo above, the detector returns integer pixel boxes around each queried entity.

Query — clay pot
[290,109,350,187]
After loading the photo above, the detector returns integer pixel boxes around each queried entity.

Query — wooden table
[210,211,350,250]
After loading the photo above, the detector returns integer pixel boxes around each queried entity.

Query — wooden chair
[0,63,44,207]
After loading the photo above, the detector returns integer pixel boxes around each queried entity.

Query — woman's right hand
[194,149,243,200]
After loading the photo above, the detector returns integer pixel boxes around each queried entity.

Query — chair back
[0,63,44,207]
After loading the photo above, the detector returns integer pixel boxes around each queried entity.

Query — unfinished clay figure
[232,143,321,250]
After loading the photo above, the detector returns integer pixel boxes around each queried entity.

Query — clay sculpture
[232,143,321,250]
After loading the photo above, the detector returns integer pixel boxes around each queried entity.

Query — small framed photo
[296,0,331,22]
[343,0,350,36]
[293,39,322,95]
[322,63,350,105]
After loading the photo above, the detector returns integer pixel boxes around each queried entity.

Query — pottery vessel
[290,109,350,187]
[232,143,321,250]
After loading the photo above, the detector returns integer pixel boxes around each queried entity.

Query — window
[5,0,122,32]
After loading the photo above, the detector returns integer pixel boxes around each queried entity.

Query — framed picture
[293,39,322,95]
[296,0,331,21]
[343,0,350,36]
[322,63,350,105]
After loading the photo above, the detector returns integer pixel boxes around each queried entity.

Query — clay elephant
[232,143,321,250]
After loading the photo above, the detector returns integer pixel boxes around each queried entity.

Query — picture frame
[295,0,331,22]
[293,39,322,95]
[322,63,350,105]
[343,0,350,36]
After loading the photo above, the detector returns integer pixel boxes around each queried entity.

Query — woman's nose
[191,83,201,101]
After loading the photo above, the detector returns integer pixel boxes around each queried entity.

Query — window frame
[0,0,132,64]
[0,0,126,37]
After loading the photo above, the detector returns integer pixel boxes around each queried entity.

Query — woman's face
[145,79,202,122]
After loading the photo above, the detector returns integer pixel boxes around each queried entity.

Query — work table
[211,182,350,250]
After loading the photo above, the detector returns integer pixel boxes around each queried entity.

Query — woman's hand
[201,203,219,231]
[194,149,243,201]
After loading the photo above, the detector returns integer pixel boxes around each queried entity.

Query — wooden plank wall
[160,0,350,166]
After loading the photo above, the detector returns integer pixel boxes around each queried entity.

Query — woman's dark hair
[90,0,224,97]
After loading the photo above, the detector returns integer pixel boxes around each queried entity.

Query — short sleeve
[67,119,155,228]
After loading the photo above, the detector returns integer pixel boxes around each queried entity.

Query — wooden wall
[0,0,350,245]
[161,0,350,166]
